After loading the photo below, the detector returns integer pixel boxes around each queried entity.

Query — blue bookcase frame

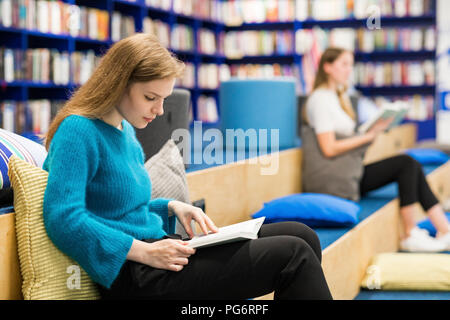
[223,1,438,141]
[0,0,226,132]
[0,0,438,141]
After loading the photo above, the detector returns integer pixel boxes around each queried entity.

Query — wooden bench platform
[2,124,448,300]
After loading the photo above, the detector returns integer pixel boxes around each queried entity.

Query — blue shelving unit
[220,0,437,141]
[300,14,436,29]
[0,0,439,140]
[0,0,226,133]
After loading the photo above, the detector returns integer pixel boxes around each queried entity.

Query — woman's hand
[168,200,219,239]
[127,238,195,272]
[366,117,394,141]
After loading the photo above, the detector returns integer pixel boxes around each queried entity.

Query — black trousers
[96,222,333,300]
[360,154,439,211]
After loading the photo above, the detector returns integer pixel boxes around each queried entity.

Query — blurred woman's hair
[44,33,185,150]
[304,47,355,124]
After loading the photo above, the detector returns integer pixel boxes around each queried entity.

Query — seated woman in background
[301,47,450,253]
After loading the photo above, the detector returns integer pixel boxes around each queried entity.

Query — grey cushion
[301,125,368,202]
[145,139,191,237]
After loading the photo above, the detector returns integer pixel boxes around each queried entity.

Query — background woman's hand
[168,200,219,239]
[366,117,395,141]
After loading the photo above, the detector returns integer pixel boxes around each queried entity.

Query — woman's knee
[279,222,322,261]
[259,221,323,261]
[398,154,421,172]
[269,235,319,266]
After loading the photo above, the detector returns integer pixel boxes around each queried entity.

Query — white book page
[187,217,265,249]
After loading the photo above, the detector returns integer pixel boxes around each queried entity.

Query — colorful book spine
[1,47,100,85]
[0,100,65,134]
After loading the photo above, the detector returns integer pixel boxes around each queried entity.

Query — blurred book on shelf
[198,63,231,89]
[0,100,65,134]
[222,0,434,24]
[70,50,101,85]
[198,28,218,55]
[354,60,435,87]
[171,24,195,52]
[0,47,100,85]
[356,27,436,52]
[176,62,195,88]
[295,26,436,94]
[145,0,172,11]
[295,0,434,21]
[143,18,171,48]
[0,0,109,41]
[224,30,293,58]
[197,95,218,123]
[222,0,295,25]
[111,11,136,42]
[229,63,295,79]
[295,27,436,54]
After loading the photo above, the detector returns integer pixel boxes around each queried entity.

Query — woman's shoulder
[308,88,338,102]
[55,115,99,143]
[60,114,97,130]
[122,119,135,134]
[307,88,340,111]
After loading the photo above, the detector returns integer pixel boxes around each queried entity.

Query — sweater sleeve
[149,198,175,234]
[149,198,172,217]
[43,117,134,289]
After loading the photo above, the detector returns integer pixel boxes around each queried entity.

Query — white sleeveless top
[305,88,356,137]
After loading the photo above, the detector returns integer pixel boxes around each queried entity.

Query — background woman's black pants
[360,154,439,211]
[96,222,333,300]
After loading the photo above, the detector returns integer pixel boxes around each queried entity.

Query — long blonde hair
[44,33,185,151]
[304,47,355,124]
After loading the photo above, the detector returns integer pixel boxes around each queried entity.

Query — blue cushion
[417,212,450,237]
[405,148,450,165]
[251,193,361,228]
[0,129,47,189]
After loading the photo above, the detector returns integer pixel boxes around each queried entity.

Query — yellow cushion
[361,252,450,291]
[8,156,99,300]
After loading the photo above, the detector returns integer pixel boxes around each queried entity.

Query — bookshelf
[0,0,440,141]
[221,0,438,141]
[0,0,226,138]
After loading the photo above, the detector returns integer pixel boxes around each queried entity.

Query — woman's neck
[101,109,124,131]
[324,80,338,91]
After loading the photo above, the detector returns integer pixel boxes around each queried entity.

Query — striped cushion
[8,156,99,300]
[0,129,47,189]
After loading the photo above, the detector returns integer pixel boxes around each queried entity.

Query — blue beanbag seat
[417,212,450,237]
[251,193,361,228]
[405,148,450,165]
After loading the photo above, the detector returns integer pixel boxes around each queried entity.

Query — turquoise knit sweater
[43,114,171,289]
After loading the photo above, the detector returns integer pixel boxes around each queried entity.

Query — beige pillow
[145,139,190,204]
[361,252,450,291]
[8,156,99,300]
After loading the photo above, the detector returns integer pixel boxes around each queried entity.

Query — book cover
[358,101,409,134]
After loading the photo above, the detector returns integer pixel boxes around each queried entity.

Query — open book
[186,217,266,249]
[358,101,409,134]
